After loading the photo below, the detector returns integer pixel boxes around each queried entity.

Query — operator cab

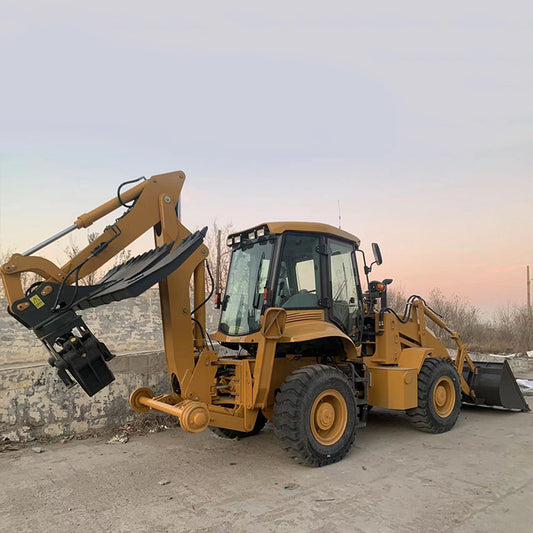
[217,222,364,342]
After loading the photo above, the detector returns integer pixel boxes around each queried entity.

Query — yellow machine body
[2,170,528,466]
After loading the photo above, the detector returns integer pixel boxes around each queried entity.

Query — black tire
[273,364,357,467]
[406,358,461,433]
[210,410,267,439]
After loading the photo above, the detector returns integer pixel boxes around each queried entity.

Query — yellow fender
[397,347,434,372]
[282,320,359,359]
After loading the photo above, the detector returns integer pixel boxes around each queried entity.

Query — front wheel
[273,364,357,467]
[407,358,461,433]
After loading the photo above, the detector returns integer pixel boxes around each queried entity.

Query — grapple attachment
[462,360,530,412]
[9,228,207,396]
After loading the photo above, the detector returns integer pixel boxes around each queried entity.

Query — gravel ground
[1,403,532,533]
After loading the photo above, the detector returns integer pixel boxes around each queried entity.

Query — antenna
[338,200,341,229]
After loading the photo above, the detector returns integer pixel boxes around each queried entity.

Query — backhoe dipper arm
[0,171,209,397]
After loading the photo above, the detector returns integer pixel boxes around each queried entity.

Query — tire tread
[407,358,461,434]
[273,364,357,467]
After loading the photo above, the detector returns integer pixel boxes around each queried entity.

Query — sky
[0,1,532,316]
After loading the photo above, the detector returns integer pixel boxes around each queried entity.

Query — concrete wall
[0,351,170,441]
[0,289,171,441]
[0,288,229,441]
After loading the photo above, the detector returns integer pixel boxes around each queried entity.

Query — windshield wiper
[252,252,266,309]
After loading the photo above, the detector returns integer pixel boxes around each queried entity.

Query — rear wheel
[273,364,357,467]
[407,358,461,433]
[210,411,267,439]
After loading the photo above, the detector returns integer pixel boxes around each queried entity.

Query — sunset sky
[1,2,531,316]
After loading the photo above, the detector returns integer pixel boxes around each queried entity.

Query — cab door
[327,239,363,341]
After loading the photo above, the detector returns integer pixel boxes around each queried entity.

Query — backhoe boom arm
[1,171,209,397]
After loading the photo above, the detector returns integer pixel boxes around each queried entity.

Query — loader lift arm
[414,299,475,395]
[403,298,529,411]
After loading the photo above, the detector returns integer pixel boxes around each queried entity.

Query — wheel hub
[432,376,455,418]
[310,389,348,446]
[435,386,446,405]
[315,402,335,430]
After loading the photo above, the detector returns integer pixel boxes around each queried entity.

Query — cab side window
[329,240,359,336]
[274,234,322,309]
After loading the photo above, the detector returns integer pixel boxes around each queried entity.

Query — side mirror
[371,243,382,266]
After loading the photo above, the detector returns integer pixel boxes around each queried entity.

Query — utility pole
[526,265,531,316]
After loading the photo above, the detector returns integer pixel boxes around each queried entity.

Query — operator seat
[283,289,317,308]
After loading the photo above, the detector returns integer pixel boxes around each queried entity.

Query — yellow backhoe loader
[1,171,528,466]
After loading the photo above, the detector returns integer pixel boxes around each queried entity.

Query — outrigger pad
[463,360,530,412]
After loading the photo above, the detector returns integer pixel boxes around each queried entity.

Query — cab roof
[229,221,361,247]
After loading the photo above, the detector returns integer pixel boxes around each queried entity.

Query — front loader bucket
[462,360,530,411]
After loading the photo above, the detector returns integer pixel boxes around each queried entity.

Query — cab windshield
[219,239,275,336]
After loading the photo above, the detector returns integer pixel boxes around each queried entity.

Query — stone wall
[0,289,170,441]
[0,287,230,441]
[0,289,164,366]
[0,351,170,441]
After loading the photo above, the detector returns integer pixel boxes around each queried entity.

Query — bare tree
[63,231,132,286]
[426,289,480,345]
[204,221,234,291]
[201,221,234,331]
[0,245,44,295]
[0,247,12,265]
[0,247,12,298]
[386,286,408,313]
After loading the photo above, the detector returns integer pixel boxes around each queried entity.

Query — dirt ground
[1,405,532,533]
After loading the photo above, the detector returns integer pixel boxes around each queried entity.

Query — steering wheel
[282,288,317,307]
